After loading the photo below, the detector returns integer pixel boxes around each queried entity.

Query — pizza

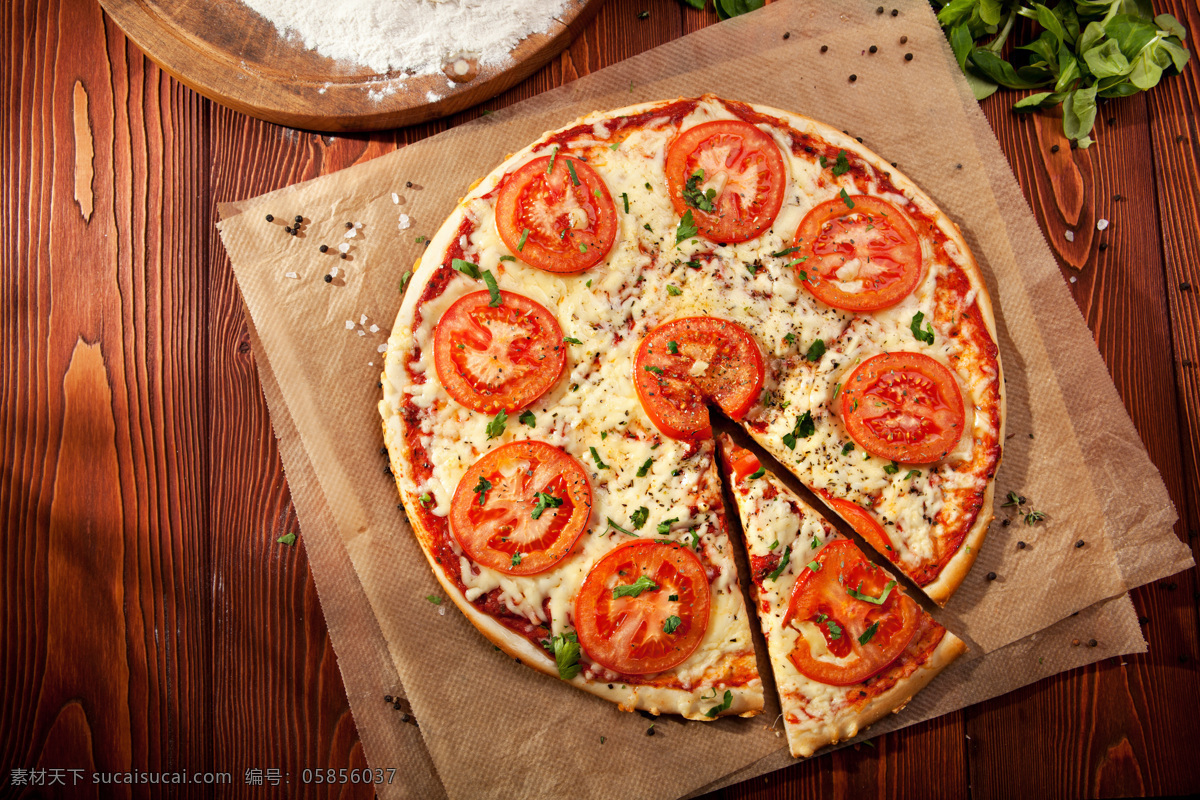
[380,95,1002,734]
[717,435,966,756]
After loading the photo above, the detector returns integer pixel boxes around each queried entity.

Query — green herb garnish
[613,575,658,599]
[531,491,563,520]
[631,507,649,529]
[485,410,508,440]
[910,311,935,345]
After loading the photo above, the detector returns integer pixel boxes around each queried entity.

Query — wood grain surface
[2,0,1197,798]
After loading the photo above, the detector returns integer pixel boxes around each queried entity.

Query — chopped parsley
[550,631,581,681]
[839,188,855,209]
[613,575,658,599]
[831,149,851,176]
[631,507,649,529]
[590,446,609,470]
[519,410,537,427]
[473,476,492,505]
[531,491,563,520]
[687,529,701,551]
[666,284,682,296]
[636,458,653,478]
[399,269,413,293]
[276,532,297,546]
[425,595,441,605]
[682,169,717,212]
[782,411,815,450]
[644,365,664,374]
[657,518,679,535]
[771,245,802,258]
[676,209,698,245]
[663,615,682,634]
[451,258,481,279]
[768,546,792,581]
[858,620,881,645]
[517,228,530,251]
[481,270,502,307]
[485,410,507,440]
[606,518,634,536]
[784,332,796,345]
[883,461,900,475]
[667,340,679,354]
[842,442,855,455]
[511,552,522,567]
[563,336,582,345]
[846,580,897,605]
[904,469,921,480]
[704,689,733,718]
[806,339,826,362]
[910,311,935,345]
[811,535,821,550]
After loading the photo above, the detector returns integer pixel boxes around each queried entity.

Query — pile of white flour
[240,0,573,76]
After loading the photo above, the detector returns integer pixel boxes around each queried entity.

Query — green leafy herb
[831,149,851,176]
[935,0,1189,147]
[683,169,717,212]
[782,411,816,450]
[664,615,682,634]
[498,254,516,262]
[276,532,297,546]
[768,546,792,581]
[704,689,733,718]
[547,147,559,174]
[486,410,508,440]
[590,446,609,470]
[566,159,580,186]
[657,518,679,535]
[550,631,581,680]
[842,442,855,455]
[819,155,828,168]
[676,209,698,245]
[613,575,659,599]
[749,466,766,479]
[811,535,822,550]
[666,284,682,296]
[1024,509,1047,525]
[667,340,679,354]
[884,461,900,475]
[621,192,630,213]
[512,552,523,566]
[806,559,821,571]
[644,365,664,374]
[1003,490,1024,507]
[474,476,492,505]
[910,311,935,345]
[418,493,432,507]
[904,469,921,480]
[399,269,413,293]
[519,410,537,427]
[826,618,843,640]
[784,332,796,345]
[846,580,898,605]
[451,258,481,279]
[517,228,530,251]
[607,518,634,536]
[482,270,502,307]
[687,529,701,551]
[839,188,855,209]
[632,507,649,529]
[806,339,826,362]
[426,594,441,605]
[531,491,563,520]
[563,336,582,344]
[637,458,653,478]
[858,620,881,645]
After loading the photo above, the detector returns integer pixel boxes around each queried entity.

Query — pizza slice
[717,434,966,757]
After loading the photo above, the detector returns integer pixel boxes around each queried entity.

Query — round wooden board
[97,0,603,131]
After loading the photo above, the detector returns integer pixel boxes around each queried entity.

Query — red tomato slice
[815,489,898,565]
[840,352,965,464]
[793,195,922,311]
[575,540,711,675]
[666,120,786,243]
[449,441,592,576]
[495,154,618,273]
[728,449,762,483]
[784,539,919,686]
[633,317,765,440]
[434,290,566,414]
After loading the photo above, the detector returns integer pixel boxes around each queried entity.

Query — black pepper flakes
[1075,539,1085,548]
[323,274,332,283]
[986,571,997,581]
[1002,519,1011,527]
[869,45,878,54]
[265,214,274,222]
[821,45,828,53]
[904,53,913,61]
[783,31,791,39]
[849,74,857,82]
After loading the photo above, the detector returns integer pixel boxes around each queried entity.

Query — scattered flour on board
[238,0,572,77]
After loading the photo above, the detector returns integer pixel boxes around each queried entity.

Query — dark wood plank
[1,0,211,793]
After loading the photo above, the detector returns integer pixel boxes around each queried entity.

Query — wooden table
[3,0,1198,797]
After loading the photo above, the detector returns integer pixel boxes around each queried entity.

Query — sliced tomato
[728,449,761,483]
[633,317,764,440]
[449,441,592,576]
[784,539,919,686]
[575,540,711,675]
[815,489,898,564]
[840,352,965,464]
[434,290,566,414]
[495,154,618,273]
[665,120,786,243]
[793,195,922,311]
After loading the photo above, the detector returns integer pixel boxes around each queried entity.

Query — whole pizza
[380,95,1003,753]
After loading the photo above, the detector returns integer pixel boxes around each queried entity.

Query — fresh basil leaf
[1063,86,1098,142]
[1154,13,1187,40]
[970,48,1046,89]
[704,689,733,718]
[846,580,898,605]
[806,339,826,362]
[519,410,536,427]
[451,258,481,279]
[767,546,791,581]
[590,446,609,470]
[481,270,502,307]
[858,620,881,645]
[910,311,935,345]
[276,532,297,546]
[663,615,682,634]
[637,458,653,478]
[531,491,563,520]
[676,209,698,245]
[748,466,765,480]
[657,518,678,535]
[1084,38,1131,78]
[1079,20,1106,54]
[631,507,649,529]
[1013,90,1063,110]
[613,575,658,599]
[949,24,974,71]
[485,410,507,440]
[936,0,976,29]
[978,0,1003,27]
[551,631,581,681]
[474,476,492,505]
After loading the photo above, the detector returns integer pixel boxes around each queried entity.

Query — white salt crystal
[369,324,380,333]
[284,271,299,279]
[377,344,388,353]
[399,213,411,230]
[1064,230,1075,242]
[330,266,339,277]
[360,314,368,325]
[1070,276,1077,283]
[345,320,355,330]
[339,242,350,253]
[392,192,400,204]
[358,330,366,337]
[345,227,358,238]
[1097,218,1109,230]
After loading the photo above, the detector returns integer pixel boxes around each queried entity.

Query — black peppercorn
[1087,639,1098,647]
[876,5,884,13]
[1017,541,1026,549]
[384,694,393,703]
[294,215,303,223]
[393,702,402,710]
[290,228,298,236]
[891,8,898,16]
[265,214,274,222]
[646,727,656,736]
[904,53,913,61]
[1138,616,1149,625]
[783,31,790,39]
[821,45,828,53]
[1002,519,1011,527]
[406,181,413,188]
[1181,282,1193,291]
[1075,539,1085,548]
[1099,242,1108,251]
[346,221,354,229]
[900,35,908,44]
[384,466,392,475]
[869,45,878,54]
[341,253,348,259]
[323,274,332,283]
[398,712,409,721]
[284,226,292,233]
[986,571,997,581]
[319,244,329,253]
[849,74,857,82]
[1051,144,1060,153]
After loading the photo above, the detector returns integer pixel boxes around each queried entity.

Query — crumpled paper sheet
[216,1,1193,798]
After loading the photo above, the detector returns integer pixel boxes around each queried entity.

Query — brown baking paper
[215,1,1193,797]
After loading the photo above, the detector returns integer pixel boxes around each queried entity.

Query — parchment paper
[216,1,1193,798]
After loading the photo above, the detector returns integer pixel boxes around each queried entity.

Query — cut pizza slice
[717,434,966,757]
